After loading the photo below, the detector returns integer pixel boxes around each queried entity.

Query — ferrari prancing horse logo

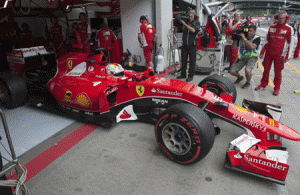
[68,60,73,69]
[136,85,145,97]
[64,90,72,104]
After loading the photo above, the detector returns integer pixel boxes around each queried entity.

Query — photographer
[228,25,260,89]
[176,10,200,82]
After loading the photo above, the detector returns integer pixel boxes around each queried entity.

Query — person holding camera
[224,12,242,71]
[176,10,200,82]
[255,11,292,96]
[228,25,260,89]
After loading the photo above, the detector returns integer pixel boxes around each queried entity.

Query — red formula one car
[0,48,299,185]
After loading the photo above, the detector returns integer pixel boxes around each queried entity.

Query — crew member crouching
[229,25,261,89]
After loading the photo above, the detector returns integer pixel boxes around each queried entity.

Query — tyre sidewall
[0,73,28,109]
[0,82,12,107]
[155,110,206,164]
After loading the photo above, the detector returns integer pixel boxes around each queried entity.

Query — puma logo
[120,110,131,119]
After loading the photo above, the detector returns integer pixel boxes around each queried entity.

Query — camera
[232,24,249,41]
[175,8,191,22]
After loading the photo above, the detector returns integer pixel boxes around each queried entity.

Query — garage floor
[1,56,300,194]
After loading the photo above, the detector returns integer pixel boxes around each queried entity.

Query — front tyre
[155,103,215,165]
[199,74,237,103]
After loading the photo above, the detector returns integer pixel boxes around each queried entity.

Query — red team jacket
[138,22,156,49]
[265,23,292,60]
[96,27,117,50]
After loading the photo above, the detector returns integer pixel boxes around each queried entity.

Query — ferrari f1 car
[0,47,299,185]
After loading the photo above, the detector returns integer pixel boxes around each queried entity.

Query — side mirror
[117,76,128,84]
[213,101,229,109]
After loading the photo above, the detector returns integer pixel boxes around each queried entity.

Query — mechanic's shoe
[273,89,280,96]
[255,85,265,91]
[294,88,300,93]
[234,76,244,84]
[242,82,250,89]
[186,77,193,82]
[176,75,186,79]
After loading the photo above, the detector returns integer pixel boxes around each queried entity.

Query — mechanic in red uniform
[293,21,300,59]
[224,12,242,70]
[255,12,292,96]
[74,12,91,53]
[49,17,65,58]
[96,22,117,62]
[19,23,34,48]
[138,15,158,70]
[242,15,255,26]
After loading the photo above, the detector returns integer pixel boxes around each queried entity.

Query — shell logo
[75,93,92,107]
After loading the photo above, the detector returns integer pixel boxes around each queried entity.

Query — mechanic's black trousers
[181,44,197,78]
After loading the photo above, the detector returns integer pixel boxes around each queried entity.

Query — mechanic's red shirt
[225,20,242,36]
[75,22,91,42]
[96,27,117,50]
[138,22,156,49]
[50,23,64,45]
[266,22,292,59]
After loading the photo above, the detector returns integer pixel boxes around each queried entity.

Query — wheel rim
[0,83,9,105]
[161,123,192,155]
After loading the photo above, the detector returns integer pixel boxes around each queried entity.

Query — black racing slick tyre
[0,73,28,109]
[198,74,237,103]
[155,103,215,165]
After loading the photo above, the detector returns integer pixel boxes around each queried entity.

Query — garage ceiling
[173,0,196,12]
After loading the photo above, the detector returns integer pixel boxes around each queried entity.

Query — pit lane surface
[19,58,299,195]
[2,28,300,194]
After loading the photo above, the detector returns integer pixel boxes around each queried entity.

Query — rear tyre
[198,74,237,103]
[0,73,28,109]
[155,103,215,165]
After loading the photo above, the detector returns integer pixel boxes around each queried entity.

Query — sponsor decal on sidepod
[152,98,168,105]
[232,114,267,131]
[151,88,182,97]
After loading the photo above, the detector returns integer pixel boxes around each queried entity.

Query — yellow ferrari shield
[68,60,73,69]
[136,85,145,97]
[64,90,72,104]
